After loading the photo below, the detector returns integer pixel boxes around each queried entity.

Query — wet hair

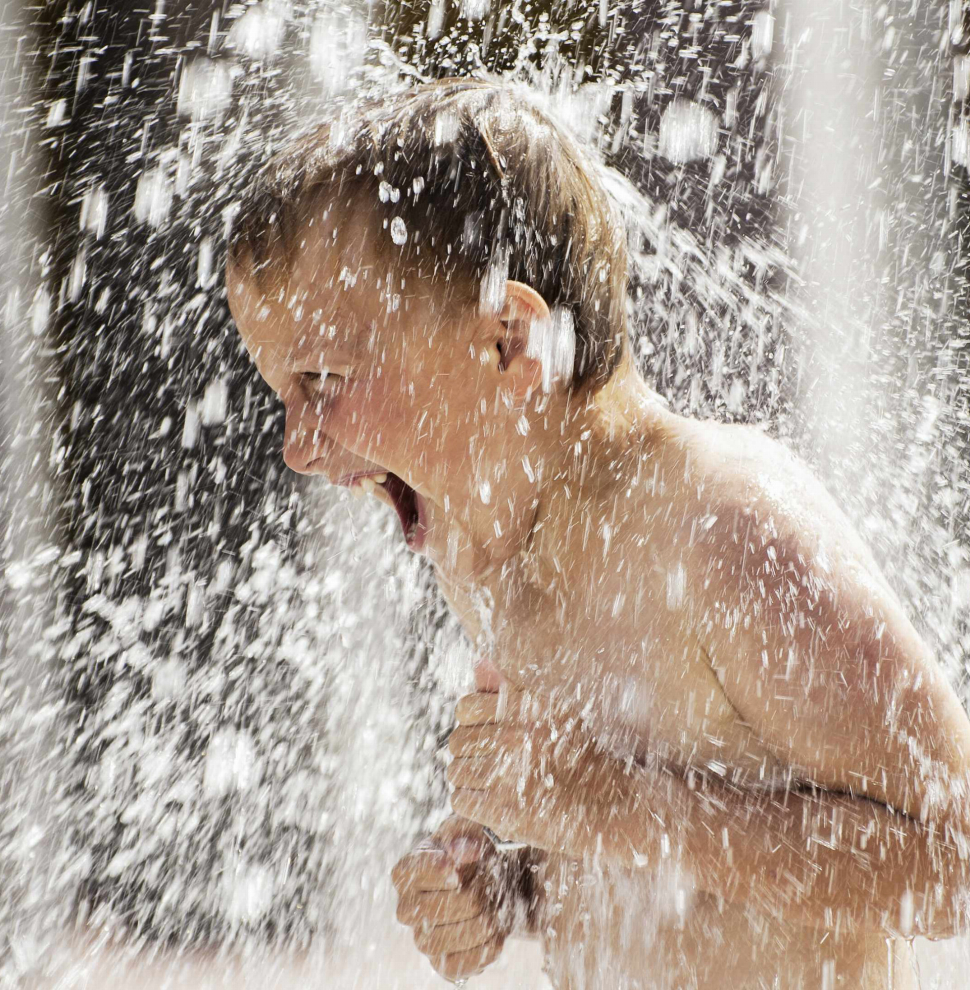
[228,78,628,390]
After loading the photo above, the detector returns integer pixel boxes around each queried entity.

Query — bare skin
[227,201,970,989]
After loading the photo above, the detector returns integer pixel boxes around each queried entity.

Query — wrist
[508,848,546,939]
[487,847,531,938]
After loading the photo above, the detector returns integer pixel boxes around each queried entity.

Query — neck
[518,353,675,566]
[437,353,673,586]
[431,354,674,646]
[574,351,672,441]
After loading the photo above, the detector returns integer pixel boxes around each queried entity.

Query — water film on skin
[0,0,968,987]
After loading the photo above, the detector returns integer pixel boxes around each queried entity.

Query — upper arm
[694,446,970,825]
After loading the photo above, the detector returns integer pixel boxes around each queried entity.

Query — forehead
[288,197,389,329]
[233,195,466,350]
[229,209,382,356]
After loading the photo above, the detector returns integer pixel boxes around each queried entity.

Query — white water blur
[526,307,576,393]
[0,1,75,975]
[781,0,970,980]
[0,0,968,986]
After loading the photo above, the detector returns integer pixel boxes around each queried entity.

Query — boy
[226,79,970,988]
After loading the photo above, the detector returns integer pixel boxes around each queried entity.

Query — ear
[486,281,549,402]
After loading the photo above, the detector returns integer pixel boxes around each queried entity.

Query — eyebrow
[287,311,362,366]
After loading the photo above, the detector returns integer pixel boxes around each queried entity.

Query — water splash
[0,0,968,986]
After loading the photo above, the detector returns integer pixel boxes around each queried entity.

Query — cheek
[326,361,484,468]
[325,374,417,451]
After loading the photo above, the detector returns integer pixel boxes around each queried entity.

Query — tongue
[381,473,418,538]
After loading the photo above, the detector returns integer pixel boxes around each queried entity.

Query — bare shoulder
[575,413,873,595]
[673,416,886,588]
[677,416,831,522]
[673,419,970,815]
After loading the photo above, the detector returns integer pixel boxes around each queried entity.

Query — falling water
[0,0,968,987]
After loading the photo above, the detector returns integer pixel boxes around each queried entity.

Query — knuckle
[437,955,465,981]
[460,886,486,908]
[456,943,500,978]
[455,694,478,719]
[414,927,444,957]
[430,955,452,979]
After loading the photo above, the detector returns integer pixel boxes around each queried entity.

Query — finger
[448,724,522,758]
[431,938,505,982]
[447,757,500,790]
[455,692,501,726]
[414,912,500,956]
[447,725,486,757]
[448,834,494,870]
[455,684,550,726]
[451,788,505,834]
[391,850,460,893]
[396,889,484,927]
[455,686,534,725]
[432,814,492,846]
[427,817,495,868]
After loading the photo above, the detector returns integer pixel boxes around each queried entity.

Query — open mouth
[349,471,425,550]
[381,472,422,547]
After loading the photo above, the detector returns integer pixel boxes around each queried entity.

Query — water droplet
[390,216,407,245]
[658,100,718,164]
[461,0,490,20]
[526,306,576,392]
[666,564,685,610]
[201,378,228,426]
[751,11,774,60]
[133,168,173,227]
[479,246,508,315]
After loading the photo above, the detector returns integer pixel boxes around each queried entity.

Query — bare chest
[487,555,788,788]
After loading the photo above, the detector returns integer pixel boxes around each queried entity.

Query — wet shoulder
[672,417,821,530]
[674,417,804,506]
[671,416,890,599]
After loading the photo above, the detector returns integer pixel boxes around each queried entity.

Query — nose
[279,392,381,482]
[281,394,326,474]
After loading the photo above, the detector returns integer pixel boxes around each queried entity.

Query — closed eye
[301,370,347,396]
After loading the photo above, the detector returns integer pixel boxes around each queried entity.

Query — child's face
[227,200,542,573]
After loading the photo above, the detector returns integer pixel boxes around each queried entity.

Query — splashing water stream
[0,0,969,987]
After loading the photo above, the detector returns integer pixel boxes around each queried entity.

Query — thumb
[433,815,493,866]
[448,834,491,866]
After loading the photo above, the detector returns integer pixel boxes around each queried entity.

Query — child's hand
[391,815,512,982]
[448,690,648,862]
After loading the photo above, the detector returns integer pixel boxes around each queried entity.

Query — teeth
[371,473,388,484]
[359,477,378,495]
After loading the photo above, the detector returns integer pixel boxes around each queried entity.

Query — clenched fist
[391,815,523,983]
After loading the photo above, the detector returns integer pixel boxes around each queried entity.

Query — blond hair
[228,79,628,389]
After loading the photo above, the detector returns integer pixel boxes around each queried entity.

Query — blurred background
[0,0,969,986]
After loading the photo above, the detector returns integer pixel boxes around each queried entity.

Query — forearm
[617,769,970,938]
